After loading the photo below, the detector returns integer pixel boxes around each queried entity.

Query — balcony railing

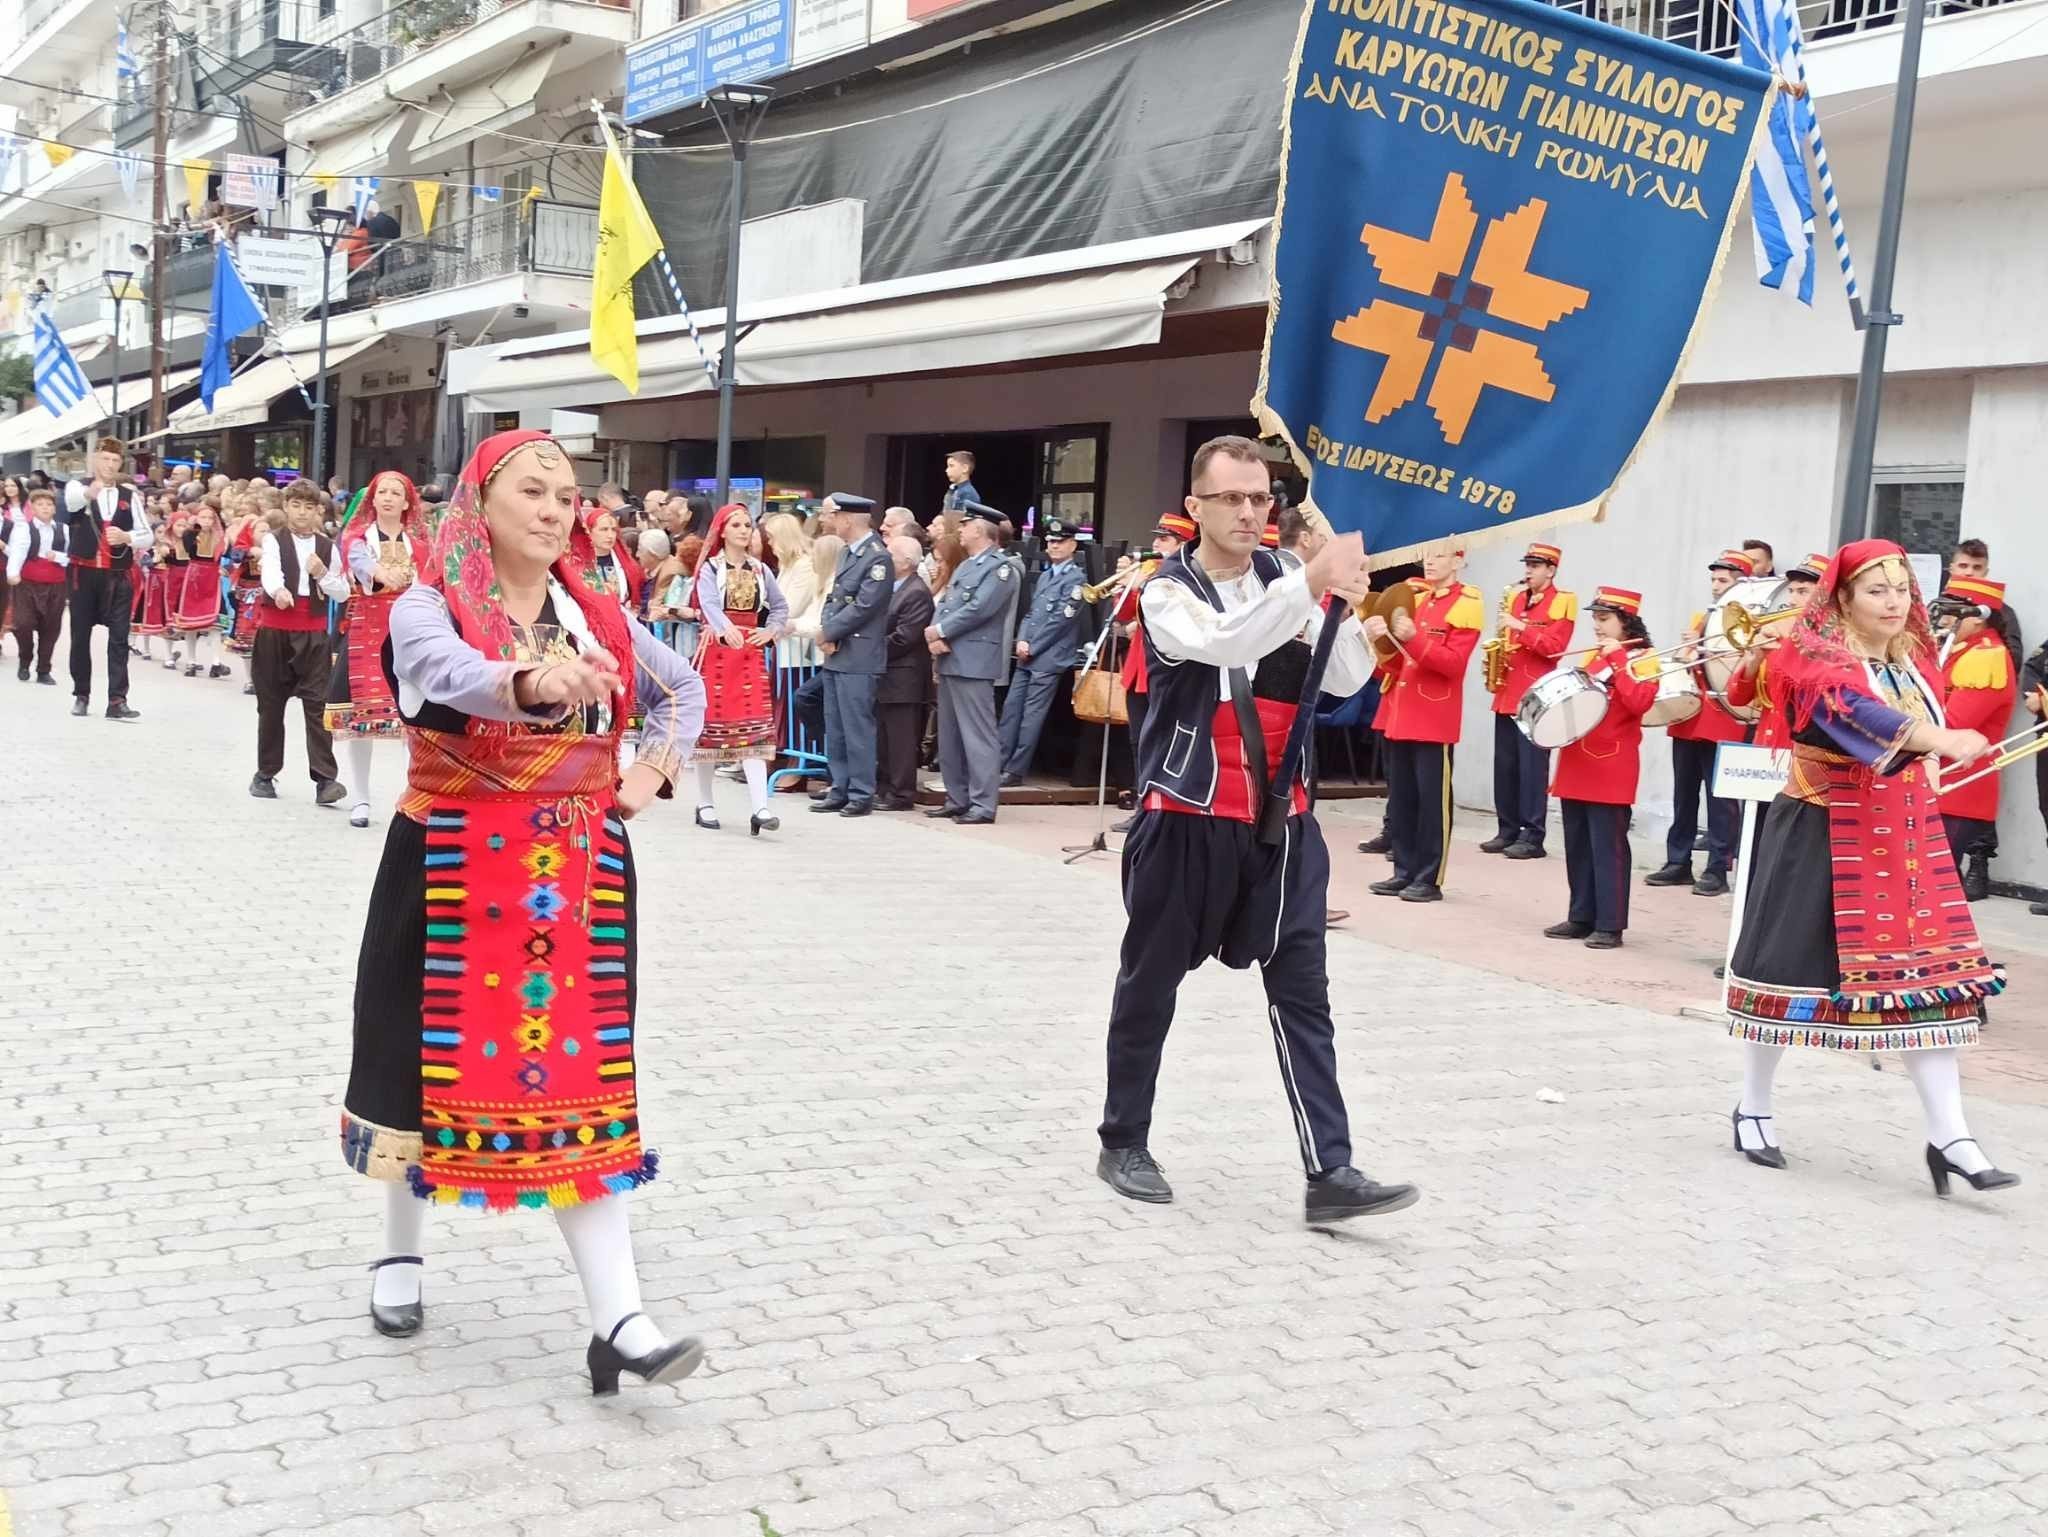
[285,0,626,111]
[357,200,596,306]
[1551,0,2017,56]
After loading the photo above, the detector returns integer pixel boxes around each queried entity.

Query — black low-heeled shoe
[750,811,779,837]
[693,807,720,831]
[586,1312,705,1396]
[368,1255,424,1337]
[1732,1108,1786,1169]
[1926,1138,2021,1197]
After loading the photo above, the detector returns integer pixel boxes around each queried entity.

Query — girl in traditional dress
[1726,539,2018,1196]
[225,504,274,688]
[341,429,708,1393]
[327,472,429,829]
[138,512,183,667]
[173,502,229,677]
[688,504,789,834]
[585,509,643,610]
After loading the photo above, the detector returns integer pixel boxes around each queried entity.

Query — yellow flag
[43,143,74,169]
[413,181,441,231]
[525,182,545,203]
[313,171,339,196]
[590,120,664,396]
[182,158,210,213]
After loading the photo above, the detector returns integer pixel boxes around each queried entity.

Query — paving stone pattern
[4,672,2047,1537]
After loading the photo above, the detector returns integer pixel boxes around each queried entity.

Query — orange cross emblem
[1332,172,1589,446]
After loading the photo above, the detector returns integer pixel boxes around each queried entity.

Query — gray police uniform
[999,555,1087,778]
[819,526,891,801]
[932,545,1014,817]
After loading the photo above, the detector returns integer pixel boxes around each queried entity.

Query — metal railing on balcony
[1550,0,2017,56]
[285,0,626,111]
[360,200,596,305]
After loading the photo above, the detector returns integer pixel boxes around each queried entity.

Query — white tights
[373,1184,666,1354]
[1736,1040,1991,1172]
[345,738,376,814]
[183,631,215,672]
[694,758,768,816]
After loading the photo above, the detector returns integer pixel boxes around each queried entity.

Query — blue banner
[1254,0,1772,563]
[625,0,795,124]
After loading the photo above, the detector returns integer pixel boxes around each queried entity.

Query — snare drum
[1641,665,1701,728]
[1516,665,1610,749]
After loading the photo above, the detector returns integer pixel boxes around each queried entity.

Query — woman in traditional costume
[688,503,789,834]
[1726,539,2018,1196]
[226,506,274,691]
[328,471,428,829]
[585,509,642,610]
[340,429,709,1394]
[172,502,229,677]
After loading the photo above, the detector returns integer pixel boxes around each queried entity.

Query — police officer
[998,515,1088,786]
[925,500,1013,824]
[812,492,891,817]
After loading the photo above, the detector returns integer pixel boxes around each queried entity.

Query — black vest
[271,531,336,598]
[1135,548,1315,810]
[66,485,145,568]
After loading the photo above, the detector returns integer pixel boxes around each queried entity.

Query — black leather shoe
[694,807,720,830]
[1358,834,1391,855]
[958,810,996,825]
[586,1313,705,1396]
[106,700,140,722]
[838,799,873,818]
[1503,842,1546,860]
[1644,862,1693,887]
[1731,1108,1786,1169]
[810,795,848,814]
[36,673,55,685]
[926,805,966,819]
[1097,1146,1172,1203]
[1369,876,1409,896]
[13,664,25,682]
[71,697,88,716]
[749,811,779,836]
[1544,920,1593,939]
[315,779,349,808]
[1479,834,1514,854]
[1926,1139,2020,1197]
[1692,869,1729,896]
[808,786,833,801]
[2031,902,2048,917]
[1584,930,1623,949]
[249,775,277,799]
[1000,772,1025,788]
[1961,857,1990,902]
[368,1255,424,1337]
[1399,883,1442,903]
[1306,1166,1419,1223]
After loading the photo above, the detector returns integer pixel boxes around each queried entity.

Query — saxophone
[1481,581,1524,694]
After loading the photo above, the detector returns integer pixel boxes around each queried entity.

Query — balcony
[142,244,224,305]
[313,200,595,330]
[1552,0,2021,57]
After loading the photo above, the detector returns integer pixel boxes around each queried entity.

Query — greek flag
[32,306,91,415]
[349,175,379,222]
[1734,0,1863,319]
[116,16,141,80]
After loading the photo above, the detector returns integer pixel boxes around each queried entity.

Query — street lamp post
[309,204,354,489]
[704,83,773,508]
[103,268,134,434]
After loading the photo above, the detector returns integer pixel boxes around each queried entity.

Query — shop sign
[238,235,325,290]
[795,0,866,64]
[357,364,437,397]
[625,0,795,123]
[224,153,281,211]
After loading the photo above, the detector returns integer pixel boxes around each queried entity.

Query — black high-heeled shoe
[693,807,720,831]
[586,1312,705,1396]
[750,811,779,837]
[1731,1107,1786,1169]
[1926,1139,2020,1197]
[368,1255,424,1337]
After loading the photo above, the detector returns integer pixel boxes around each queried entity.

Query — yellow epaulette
[1952,641,2011,692]
[1550,588,1579,622]
[1689,609,1705,634]
[1446,584,1485,630]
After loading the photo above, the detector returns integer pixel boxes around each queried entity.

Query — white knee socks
[1904,1047,1990,1173]
[1736,1041,1784,1151]
[742,757,768,815]
[694,761,718,811]
[554,1195,664,1355]
[373,1181,427,1306]
[345,737,376,815]
[184,632,213,671]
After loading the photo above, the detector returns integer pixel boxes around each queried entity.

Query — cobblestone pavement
[6,670,2048,1537]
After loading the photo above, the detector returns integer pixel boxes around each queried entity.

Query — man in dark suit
[813,492,891,817]
[875,535,934,810]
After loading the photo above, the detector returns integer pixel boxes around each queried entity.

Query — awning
[166,336,385,432]
[309,114,415,179]
[0,366,203,455]
[412,44,561,156]
[458,255,1204,415]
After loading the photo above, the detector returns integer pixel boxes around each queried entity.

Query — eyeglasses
[1192,491,1276,512]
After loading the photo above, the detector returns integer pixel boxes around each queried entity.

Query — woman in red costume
[688,502,789,835]
[1725,539,2018,1196]
[327,471,429,829]
[171,502,229,678]
[339,430,709,1394]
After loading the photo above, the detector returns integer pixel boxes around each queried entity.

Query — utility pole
[147,0,171,439]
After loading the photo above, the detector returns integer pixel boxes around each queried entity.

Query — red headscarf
[692,503,751,578]
[1771,538,1939,731]
[427,429,635,721]
[581,505,643,606]
[338,469,427,573]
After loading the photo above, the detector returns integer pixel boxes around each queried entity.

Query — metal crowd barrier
[649,618,829,791]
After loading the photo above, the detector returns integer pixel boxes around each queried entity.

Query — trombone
[1631,599,1806,681]
[1078,552,1160,604]
[1938,714,2048,796]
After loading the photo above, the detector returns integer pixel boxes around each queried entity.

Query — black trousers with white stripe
[1098,810,1351,1176]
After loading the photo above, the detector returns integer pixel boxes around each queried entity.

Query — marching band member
[1484,542,1576,859]
[327,472,428,829]
[1724,552,1826,751]
[1646,549,1751,897]
[1095,435,1415,1222]
[1544,587,1656,949]
[1935,575,2017,901]
[1363,548,1482,902]
[1105,513,1192,831]
[1725,540,2015,1195]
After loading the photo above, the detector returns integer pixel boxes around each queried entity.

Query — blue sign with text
[624,0,795,123]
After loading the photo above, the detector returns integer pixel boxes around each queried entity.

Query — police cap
[960,501,1006,527]
[827,492,876,514]
[1041,516,1080,542]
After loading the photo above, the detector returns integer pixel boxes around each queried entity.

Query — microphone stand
[1062,612,1125,864]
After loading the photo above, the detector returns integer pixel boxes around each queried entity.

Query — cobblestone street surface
[7,673,2048,1537]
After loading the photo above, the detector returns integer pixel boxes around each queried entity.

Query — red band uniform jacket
[1551,645,1658,804]
[1939,633,2016,823]
[1377,581,1484,743]
[1492,585,1578,715]
[1669,608,1751,745]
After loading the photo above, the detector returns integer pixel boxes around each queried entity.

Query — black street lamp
[103,267,135,432]
[704,83,773,508]
[309,203,354,488]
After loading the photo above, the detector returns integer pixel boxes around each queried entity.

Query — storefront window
[1870,474,1964,557]
[1037,428,1107,536]
[253,429,307,485]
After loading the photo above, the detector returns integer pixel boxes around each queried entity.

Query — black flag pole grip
[1256,592,1349,846]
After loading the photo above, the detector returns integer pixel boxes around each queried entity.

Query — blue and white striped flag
[474,185,503,203]
[31,305,91,415]
[1734,0,1864,322]
[116,15,141,80]
[349,175,380,222]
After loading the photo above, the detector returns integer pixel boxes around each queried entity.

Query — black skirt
[1727,795,1836,992]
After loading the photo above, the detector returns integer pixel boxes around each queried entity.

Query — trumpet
[1938,717,2048,797]
[1079,552,1160,604]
